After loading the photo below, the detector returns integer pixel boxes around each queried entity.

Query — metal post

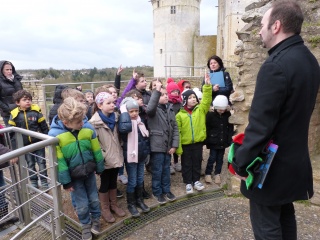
[47,145,65,239]
[16,132,32,224]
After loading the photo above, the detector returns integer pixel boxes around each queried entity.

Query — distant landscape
[18,66,154,98]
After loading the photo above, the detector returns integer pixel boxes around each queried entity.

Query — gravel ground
[124,197,320,240]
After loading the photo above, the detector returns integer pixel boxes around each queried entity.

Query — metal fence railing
[0,127,67,239]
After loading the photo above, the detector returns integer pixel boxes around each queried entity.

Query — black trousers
[181,143,203,184]
[99,168,119,193]
[249,200,297,240]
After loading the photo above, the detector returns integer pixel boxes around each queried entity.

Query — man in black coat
[232,1,320,239]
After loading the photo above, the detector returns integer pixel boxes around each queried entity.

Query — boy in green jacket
[176,76,212,194]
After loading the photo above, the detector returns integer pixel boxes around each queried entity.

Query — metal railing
[0,127,66,239]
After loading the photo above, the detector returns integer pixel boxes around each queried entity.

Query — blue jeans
[72,172,100,225]
[205,148,225,175]
[118,165,124,176]
[125,158,145,193]
[151,152,171,196]
[26,148,48,186]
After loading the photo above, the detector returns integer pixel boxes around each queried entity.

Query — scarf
[127,116,149,163]
[168,94,181,104]
[98,110,116,131]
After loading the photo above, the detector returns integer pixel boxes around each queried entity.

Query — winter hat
[181,89,199,107]
[95,92,113,104]
[121,97,139,111]
[212,95,228,110]
[166,78,180,94]
[193,88,203,100]
[177,79,187,93]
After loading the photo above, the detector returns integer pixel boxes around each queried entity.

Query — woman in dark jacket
[206,55,233,103]
[0,60,23,126]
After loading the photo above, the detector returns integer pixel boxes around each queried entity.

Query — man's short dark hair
[269,0,304,35]
[13,89,32,102]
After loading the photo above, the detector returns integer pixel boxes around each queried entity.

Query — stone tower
[216,0,251,64]
[151,0,201,77]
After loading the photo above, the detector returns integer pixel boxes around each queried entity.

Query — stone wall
[229,0,320,157]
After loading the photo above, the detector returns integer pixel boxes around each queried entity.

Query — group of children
[5,61,234,240]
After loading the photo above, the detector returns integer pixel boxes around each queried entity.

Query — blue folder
[209,71,225,87]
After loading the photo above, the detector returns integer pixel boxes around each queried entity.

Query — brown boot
[109,189,126,217]
[99,192,115,223]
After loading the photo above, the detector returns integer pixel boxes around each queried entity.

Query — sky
[2,0,218,70]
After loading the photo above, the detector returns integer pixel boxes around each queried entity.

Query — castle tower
[151,0,201,77]
[216,0,250,64]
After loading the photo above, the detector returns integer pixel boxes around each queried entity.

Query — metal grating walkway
[99,190,225,240]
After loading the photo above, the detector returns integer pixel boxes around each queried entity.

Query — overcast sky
[2,0,218,70]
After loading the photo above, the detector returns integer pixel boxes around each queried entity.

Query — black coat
[206,110,233,149]
[232,35,320,206]
[0,61,23,118]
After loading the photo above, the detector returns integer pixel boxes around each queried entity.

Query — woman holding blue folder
[206,55,233,104]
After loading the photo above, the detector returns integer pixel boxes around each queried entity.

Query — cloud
[1,0,217,70]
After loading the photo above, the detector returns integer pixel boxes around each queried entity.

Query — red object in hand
[228,163,236,175]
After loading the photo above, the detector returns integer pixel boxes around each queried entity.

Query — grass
[308,35,320,47]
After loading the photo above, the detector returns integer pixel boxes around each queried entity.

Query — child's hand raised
[133,69,138,80]
[117,64,123,75]
[205,73,211,85]
[155,78,162,91]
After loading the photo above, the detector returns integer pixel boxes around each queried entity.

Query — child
[48,85,69,125]
[166,78,182,173]
[146,81,179,204]
[89,92,126,223]
[48,97,104,240]
[205,95,234,184]
[177,79,191,93]
[9,90,49,189]
[84,90,94,118]
[118,97,150,217]
[176,76,212,194]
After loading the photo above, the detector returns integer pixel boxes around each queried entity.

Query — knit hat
[212,95,228,110]
[193,88,203,100]
[121,97,139,111]
[181,89,199,107]
[177,79,187,93]
[95,92,113,104]
[166,78,180,94]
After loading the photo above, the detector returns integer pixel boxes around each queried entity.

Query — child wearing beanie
[205,95,234,184]
[176,76,212,194]
[166,78,182,173]
[118,97,151,217]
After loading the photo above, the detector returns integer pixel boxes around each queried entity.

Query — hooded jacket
[175,84,212,155]
[48,116,104,188]
[0,61,23,118]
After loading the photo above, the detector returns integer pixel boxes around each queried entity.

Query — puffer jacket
[48,116,104,188]
[9,104,49,146]
[175,84,212,155]
[205,110,233,149]
[89,111,123,169]
[118,112,150,162]
[146,90,179,153]
[0,61,23,118]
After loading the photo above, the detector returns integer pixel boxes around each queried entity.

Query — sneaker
[173,162,182,172]
[91,218,100,235]
[186,184,193,194]
[194,181,205,191]
[153,194,167,204]
[164,192,176,202]
[170,165,175,175]
[118,175,128,185]
[82,224,92,240]
[205,175,212,183]
[214,174,221,184]
[117,189,123,198]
